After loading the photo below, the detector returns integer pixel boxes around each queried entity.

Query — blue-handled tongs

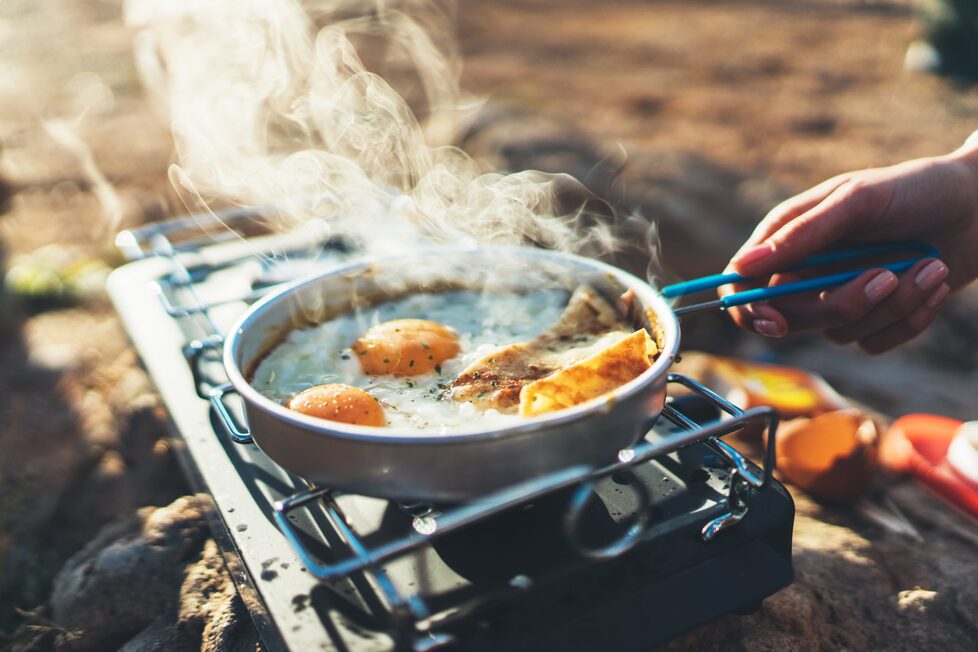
[662,241,939,316]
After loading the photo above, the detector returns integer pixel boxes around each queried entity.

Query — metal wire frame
[117,210,780,652]
[267,376,776,650]
[270,377,777,575]
[115,205,274,261]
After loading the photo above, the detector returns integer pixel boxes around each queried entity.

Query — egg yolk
[287,384,385,427]
[352,319,460,377]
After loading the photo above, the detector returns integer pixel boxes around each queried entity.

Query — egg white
[251,290,570,433]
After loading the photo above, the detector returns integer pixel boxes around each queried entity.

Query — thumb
[730,180,888,277]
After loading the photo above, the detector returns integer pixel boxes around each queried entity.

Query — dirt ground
[461,0,978,186]
[1,0,977,649]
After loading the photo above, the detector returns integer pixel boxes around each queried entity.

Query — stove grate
[114,209,784,651]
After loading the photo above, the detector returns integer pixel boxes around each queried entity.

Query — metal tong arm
[663,241,939,316]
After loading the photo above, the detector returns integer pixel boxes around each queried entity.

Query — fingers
[725,299,789,337]
[779,269,901,333]
[825,258,948,345]
[731,177,893,278]
[722,268,899,338]
[719,270,790,336]
[722,174,860,333]
[724,259,952,352]
[745,268,898,335]
[857,283,950,354]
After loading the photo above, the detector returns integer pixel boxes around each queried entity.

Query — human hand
[723,133,978,353]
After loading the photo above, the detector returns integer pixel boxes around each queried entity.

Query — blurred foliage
[919,0,978,78]
[3,245,110,313]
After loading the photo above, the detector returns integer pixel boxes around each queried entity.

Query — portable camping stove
[107,209,794,651]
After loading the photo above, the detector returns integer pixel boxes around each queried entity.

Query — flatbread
[518,329,658,417]
[446,285,637,412]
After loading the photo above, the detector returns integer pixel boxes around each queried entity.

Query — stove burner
[108,208,795,651]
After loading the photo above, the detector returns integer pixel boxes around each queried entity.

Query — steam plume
[124,0,619,258]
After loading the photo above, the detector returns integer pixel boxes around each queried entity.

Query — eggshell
[775,409,879,502]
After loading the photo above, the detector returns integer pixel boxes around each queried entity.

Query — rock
[29,397,185,559]
[177,539,260,652]
[50,497,209,651]
[44,498,260,652]
[660,486,978,651]
[109,367,156,411]
[118,614,196,652]
[176,538,232,628]
[897,587,939,615]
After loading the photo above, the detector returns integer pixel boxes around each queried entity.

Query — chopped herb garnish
[477,392,485,399]
[340,354,350,360]
[383,358,390,364]
[408,360,415,368]
[421,342,430,350]
[434,364,442,374]
[359,350,367,356]
[406,380,415,388]
[428,355,434,360]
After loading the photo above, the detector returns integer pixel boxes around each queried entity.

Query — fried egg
[352,319,460,376]
[287,384,386,427]
[251,290,570,432]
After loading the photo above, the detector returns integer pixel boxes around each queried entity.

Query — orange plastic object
[709,357,847,418]
[882,414,978,518]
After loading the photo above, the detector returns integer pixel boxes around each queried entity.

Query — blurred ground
[1,0,977,650]
[463,0,978,186]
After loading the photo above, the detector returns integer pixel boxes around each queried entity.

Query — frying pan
[212,242,935,501]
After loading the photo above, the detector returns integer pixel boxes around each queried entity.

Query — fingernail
[914,260,948,292]
[753,319,785,337]
[733,243,774,268]
[864,271,898,303]
[925,284,950,309]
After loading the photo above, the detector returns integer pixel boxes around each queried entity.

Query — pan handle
[183,335,225,399]
[209,383,254,444]
[663,241,939,316]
